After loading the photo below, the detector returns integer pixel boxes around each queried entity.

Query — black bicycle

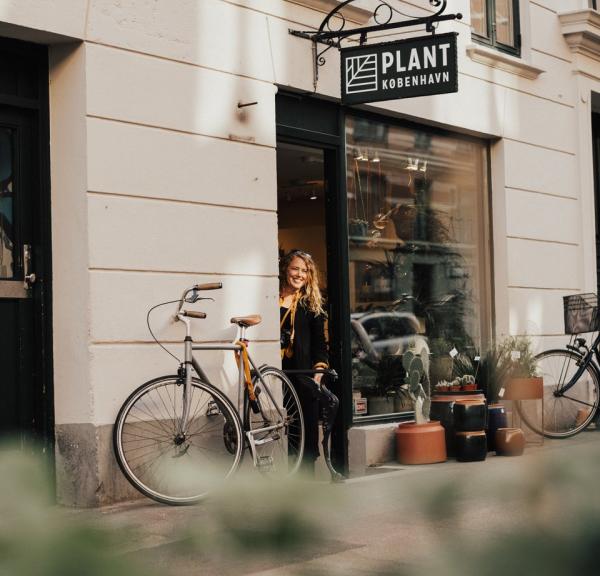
[518,293,600,438]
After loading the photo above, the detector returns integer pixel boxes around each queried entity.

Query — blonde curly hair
[279,250,325,316]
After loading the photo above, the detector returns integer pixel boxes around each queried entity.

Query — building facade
[0,0,599,505]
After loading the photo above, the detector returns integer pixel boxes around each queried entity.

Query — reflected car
[350,311,429,364]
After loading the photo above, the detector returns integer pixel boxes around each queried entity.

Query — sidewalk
[66,429,600,576]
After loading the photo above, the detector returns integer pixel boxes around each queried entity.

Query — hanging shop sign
[341,32,458,105]
[289,0,462,95]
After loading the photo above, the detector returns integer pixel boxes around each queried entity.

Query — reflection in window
[346,116,490,418]
[470,0,519,54]
[0,128,14,279]
[470,0,487,38]
[495,0,514,47]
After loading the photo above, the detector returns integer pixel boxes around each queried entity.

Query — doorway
[277,143,327,279]
[0,38,53,450]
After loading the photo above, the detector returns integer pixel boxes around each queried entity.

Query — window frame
[471,0,521,57]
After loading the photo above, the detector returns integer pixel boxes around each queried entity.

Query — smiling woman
[279,250,329,475]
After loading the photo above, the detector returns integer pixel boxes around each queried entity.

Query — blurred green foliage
[2,437,600,576]
[0,444,149,576]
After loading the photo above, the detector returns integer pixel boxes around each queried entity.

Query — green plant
[454,346,512,404]
[429,337,455,357]
[499,335,538,378]
[402,348,431,423]
[374,354,405,397]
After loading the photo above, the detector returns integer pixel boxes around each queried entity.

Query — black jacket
[282,303,328,371]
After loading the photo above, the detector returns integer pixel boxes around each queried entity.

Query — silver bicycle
[113,282,305,505]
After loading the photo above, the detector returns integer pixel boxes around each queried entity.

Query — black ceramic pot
[487,404,508,452]
[430,398,457,456]
[453,400,487,432]
[455,431,487,462]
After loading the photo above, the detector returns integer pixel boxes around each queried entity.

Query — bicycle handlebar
[177,283,223,316]
[181,310,207,319]
[194,282,222,291]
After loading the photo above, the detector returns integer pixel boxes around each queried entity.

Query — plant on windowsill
[429,337,455,385]
[369,354,404,415]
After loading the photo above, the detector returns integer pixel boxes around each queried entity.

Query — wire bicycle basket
[563,293,599,334]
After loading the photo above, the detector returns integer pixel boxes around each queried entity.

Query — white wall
[4,0,600,495]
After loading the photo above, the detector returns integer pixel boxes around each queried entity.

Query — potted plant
[370,354,404,415]
[453,345,512,452]
[450,378,462,393]
[395,346,447,464]
[429,337,455,385]
[460,375,477,391]
[434,381,450,393]
[502,335,543,402]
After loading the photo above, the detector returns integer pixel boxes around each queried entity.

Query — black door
[0,39,52,451]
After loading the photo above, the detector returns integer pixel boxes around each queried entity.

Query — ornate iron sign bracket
[289,0,462,91]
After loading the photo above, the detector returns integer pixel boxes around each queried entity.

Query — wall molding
[559,8,600,60]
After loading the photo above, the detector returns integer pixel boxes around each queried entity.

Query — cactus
[403,346,431,423]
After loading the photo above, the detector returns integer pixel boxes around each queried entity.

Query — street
[59,430,600,576]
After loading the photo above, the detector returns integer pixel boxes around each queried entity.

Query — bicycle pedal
[206,400,221,416]
[254,433,280,446]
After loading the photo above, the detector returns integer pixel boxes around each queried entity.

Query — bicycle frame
[177,313,286,467]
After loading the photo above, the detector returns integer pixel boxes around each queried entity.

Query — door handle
[23,244,36,288]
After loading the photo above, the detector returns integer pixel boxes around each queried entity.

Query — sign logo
[345,54,378,94]
[341,32,458,105]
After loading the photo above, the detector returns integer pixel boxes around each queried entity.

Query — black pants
[290,375,321,467]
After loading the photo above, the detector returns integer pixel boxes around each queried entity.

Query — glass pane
[0,128,14,279]
[495,0,515,47]
[346,116,489,418]
[470,0,488,38]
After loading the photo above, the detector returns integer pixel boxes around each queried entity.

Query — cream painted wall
[49,42,91,424]
[3,0,600,499]
[40,0,600,420]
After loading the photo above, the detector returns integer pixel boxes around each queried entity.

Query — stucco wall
[2,0,600,502]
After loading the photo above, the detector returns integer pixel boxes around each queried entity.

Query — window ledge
[559,9,600,60]
[466,44,545,79]
[285,0,372,25]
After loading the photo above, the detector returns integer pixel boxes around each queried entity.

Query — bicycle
[113,282,305,505]
[516,293,600,438]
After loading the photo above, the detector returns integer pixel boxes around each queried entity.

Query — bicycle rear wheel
[114,375,243,505]
[245,367,304,476]
[516,349,600,438]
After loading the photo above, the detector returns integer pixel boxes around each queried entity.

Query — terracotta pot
[461,384,477,392]
[455,430,487,462]
[504,377,543,400]
[396,421,447,465]
[495,427,525,456]
[486,403,508,452]
[453,399,488,432]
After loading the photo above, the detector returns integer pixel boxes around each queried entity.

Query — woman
[279,249,329,474]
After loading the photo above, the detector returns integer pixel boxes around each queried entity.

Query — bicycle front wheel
[516,349,600,438]
[114,375,243,505]
[246,367,304,476]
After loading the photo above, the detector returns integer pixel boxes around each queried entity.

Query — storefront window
[346,116,490,419]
